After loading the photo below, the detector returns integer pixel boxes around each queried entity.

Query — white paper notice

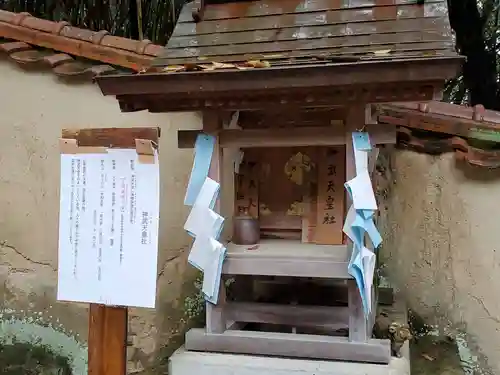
[57,148,160,308]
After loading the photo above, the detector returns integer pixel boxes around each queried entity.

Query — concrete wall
[0,61,202,374]
[377,148,500,374]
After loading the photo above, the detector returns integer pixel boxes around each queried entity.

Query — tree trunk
[447,0,499,110]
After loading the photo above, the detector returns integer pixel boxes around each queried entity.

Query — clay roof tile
[0,9,162,71]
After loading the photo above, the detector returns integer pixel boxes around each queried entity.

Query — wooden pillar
[345,106,368,343]
[204,111,228,333]
[88,305,128,375]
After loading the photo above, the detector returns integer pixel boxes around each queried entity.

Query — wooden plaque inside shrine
[234,146,345,245]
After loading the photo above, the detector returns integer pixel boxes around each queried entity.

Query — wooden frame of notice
[59,127,160,375]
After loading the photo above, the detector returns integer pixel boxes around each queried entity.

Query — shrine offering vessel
[232,213,259,245]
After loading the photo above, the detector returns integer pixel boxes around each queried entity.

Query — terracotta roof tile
[395,128,500,169]
[0,10,163,71]
[374,101,500,142]
[0,39,118,80]
[375,101,500,169]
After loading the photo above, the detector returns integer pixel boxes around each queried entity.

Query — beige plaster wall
[377,148,500,374]
[6,57,499,374]
[0,61,202,374]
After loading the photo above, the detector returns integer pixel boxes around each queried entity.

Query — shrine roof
[152,0,459,68]
[96,0,462,112]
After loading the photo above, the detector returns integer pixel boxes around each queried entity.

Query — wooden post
[345,106,368,343]
[60,127,160,375]
[203,111,228,333]
[88,305,128,375]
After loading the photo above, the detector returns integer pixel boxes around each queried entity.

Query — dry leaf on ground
[244,60,271,68]
[162,65,185,72]
[211,61,237,69]
[184,63,206,71]
[422,353,435,361]
[373,49,392,56]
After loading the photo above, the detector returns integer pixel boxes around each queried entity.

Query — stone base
[169,344,410,375]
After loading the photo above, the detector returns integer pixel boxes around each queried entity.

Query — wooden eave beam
[97,56,463,98]
[177,124,395,149]
[117,83,438,113]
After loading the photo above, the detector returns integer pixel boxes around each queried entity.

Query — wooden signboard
[314,147,345,245]
[57,127,160,375]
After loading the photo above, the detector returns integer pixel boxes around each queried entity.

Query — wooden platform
[177,289,408,372]
[222,239,351,279]
[185,329,391,363]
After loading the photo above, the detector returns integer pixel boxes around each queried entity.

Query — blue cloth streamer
[184,134,215,206]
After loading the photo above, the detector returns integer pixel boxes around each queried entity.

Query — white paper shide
[57,149,160,308]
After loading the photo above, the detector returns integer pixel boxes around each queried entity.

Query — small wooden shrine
[97,0,462,365]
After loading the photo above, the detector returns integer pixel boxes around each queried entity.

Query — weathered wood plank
[155,42,456,67]
[162,30,451,59]
[205,112,227,334]
[173,6,447,36]
[180,126,342,148]
[122,81,438,112]
[225,302,349,329]
[157,43,455,65]
[168,18,448,48]
[177,0,445,22]
[345,106,369,343]
[108,56,455,97]
[185,328,391,363]
[177,125,395,149]
[61,127,160,147]
[366,144,379,336]
[222,239,351,278]
[238,108,345,129]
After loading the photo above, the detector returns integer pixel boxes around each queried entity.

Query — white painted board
[57,148,160,308]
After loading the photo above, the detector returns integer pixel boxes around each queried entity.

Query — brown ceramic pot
[232,214,260,245]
